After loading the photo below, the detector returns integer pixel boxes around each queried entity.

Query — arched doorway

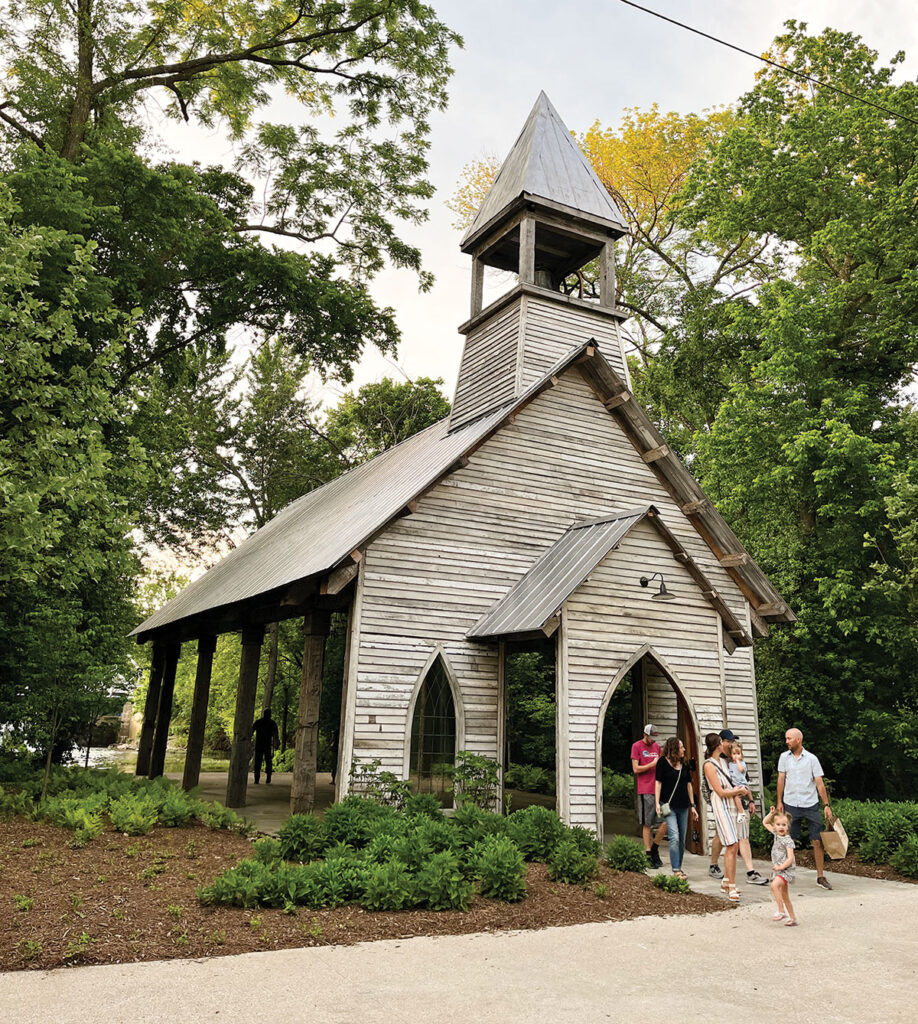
[596,646,703,852]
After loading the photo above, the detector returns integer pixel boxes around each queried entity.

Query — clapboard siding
[521,295,628,386]
[450,303,521,429]
[346,367,759,837]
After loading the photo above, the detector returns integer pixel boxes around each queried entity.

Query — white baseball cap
[643,723,659,736]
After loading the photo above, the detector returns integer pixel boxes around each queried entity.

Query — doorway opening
[599,651,702,854]
[502,637,557,812]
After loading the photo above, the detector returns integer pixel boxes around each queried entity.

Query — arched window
[409,657,456,796]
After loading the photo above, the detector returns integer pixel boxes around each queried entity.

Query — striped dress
[704,757,738,846]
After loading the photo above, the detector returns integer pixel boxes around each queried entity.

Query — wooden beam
[750,608,770,639]
[182,634,217,792]
[598,240,615,307]
[470,256,484,317]
[722,632,737,655]
[755,602,788,617]
[541,615,561,638]
[135,642,165,777]
[519,215,535,284]
[603,390,631,409]
[680,498,709,514]
[718,552,751,568]
[226,625,265,808]
[149,641,181,779]
[321,561,359,596]
[641,444,670,464]
[291,610,331,815]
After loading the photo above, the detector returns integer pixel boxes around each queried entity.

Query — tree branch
[0,106,46,148]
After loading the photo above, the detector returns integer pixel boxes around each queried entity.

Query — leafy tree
[0,184,138,771]
[678,23,918,796]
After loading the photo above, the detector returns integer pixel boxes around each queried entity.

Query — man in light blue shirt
[777,727,834,890]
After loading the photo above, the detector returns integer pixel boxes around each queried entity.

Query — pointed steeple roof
[461,92,626,251]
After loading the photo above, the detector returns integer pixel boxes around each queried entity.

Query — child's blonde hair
[772,810,791,827]
[732,741,744,756]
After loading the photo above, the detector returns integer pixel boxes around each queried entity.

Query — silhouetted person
[251,710,279,784]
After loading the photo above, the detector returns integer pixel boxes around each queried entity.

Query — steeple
[462,91,627,255]
[449,93,631,432]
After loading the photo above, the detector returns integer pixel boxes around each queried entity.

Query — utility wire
[615,0,918,128]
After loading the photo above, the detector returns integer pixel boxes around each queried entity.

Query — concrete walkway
[3,864,915,1024]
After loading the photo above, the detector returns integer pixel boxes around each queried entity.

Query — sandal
[727,888,741,902]
[784,918,798,926]
[772,912,787,921]
[674,870,688,880]
[720,880,732,892]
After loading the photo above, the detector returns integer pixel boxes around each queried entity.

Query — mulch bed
[0,819,727,972]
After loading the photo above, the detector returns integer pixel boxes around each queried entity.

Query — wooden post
[598,240,615,307]
[519,215,536,285]
[291,610,330,814]
[470,256,484,317]
[136,642,165,777]
[182,634,217,791]
[149,641,181,779]
[226,626,265,808]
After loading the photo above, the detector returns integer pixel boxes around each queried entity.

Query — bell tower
[449,92,631,431]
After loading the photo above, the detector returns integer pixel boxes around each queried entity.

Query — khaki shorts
[637,793,657,826]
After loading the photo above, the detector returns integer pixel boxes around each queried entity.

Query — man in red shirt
[631,723,667,867]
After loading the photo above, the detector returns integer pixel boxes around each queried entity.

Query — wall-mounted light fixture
[639,572,676,601]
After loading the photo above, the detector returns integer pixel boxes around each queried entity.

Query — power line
[615,0,918,128]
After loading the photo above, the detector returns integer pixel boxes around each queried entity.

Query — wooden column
[136,641,165,777]
[182,634,217,791]
[598,240,616,307]
[226,625,265,808]
[149,641,181,779]
[470,256,484,317]
[291,610,331,814]
[519,215,536,285]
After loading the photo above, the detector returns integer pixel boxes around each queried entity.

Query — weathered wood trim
[556,614,571,825]
[321,561,359,596]
[150,641,181,779]
[336,562,364,799]
[603,390,631,409]
[592,644,706,847]
[401,645,466,783]
[497,640,506,805]
[641,444,670,464]
[136,642,165,777]
[718,553,751,568]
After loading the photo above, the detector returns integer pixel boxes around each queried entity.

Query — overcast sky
[347,0,918,402]
[158,2,918,405]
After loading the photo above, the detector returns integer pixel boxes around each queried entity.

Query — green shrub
[253,838,283,865]
[749,814,770,850]
[471,834,527,902]
[157,788,196,828]
[360,860,416,911]
[277,814,328,862]
[451,751,500,810]
[506,805,566,862]
[605,834,648,873]
[567,825,601,857]
[198,862,263,908]
[859,831,891,864]
[197,801,251,835]
[504,764,554,795]
[890,835,918,878]
[652,873,690,894]
[602,768,634,807]
[109,793,159,836]
[451,803,507,849]
[273,749,296,772]
[310,857,364,907]
[403,792,444,818]
[547,838,598,885]
[324,797,395,847]
[0,787,36,820]
[414,851,473,910]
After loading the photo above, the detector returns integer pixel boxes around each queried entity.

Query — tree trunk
[41,707,60,803]
[60,0,95,161]
[83,717,93,769]
[291,611,330,814]
[261,622,279,714]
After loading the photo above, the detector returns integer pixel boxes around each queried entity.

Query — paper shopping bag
[820,817,849,860]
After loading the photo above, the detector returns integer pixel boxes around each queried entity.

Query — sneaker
[709,864,723,879]
[747,870,769,886]
[816,875,833,890]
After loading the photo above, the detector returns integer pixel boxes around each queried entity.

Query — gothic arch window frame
[402,645,465,783]
[592,642,704,842]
